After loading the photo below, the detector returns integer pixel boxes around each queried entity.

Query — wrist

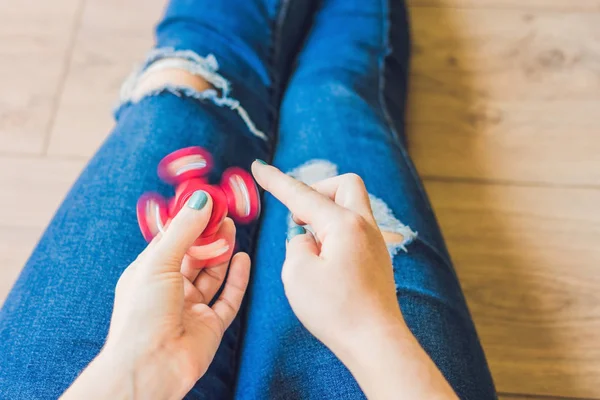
[63,345,190,400]
[329,316,458,400]
[102,344,191,400]
[331,312,414,362]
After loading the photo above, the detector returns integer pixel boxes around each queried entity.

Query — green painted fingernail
[287,225,306,242]
[188,191,208,210]
[255,159,268,165]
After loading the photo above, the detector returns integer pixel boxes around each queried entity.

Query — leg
[0,1,316,398]
[235,0,496,399]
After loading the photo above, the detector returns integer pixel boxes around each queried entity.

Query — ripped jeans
[0,0,496,399]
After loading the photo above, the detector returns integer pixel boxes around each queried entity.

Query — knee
[286,160,418,258]
[382,231,407,246]
[120,51,225,105]
[117,49,268,141]
[129,58,214,102]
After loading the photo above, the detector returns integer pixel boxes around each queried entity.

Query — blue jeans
[0,0,496,399]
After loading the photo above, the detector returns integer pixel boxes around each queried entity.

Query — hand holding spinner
[136,147,260,268]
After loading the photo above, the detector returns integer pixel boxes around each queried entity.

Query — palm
[182,273,228,340]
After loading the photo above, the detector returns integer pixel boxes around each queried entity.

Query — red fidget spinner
[136,147,260,268]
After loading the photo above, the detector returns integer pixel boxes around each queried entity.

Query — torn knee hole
[131,59,215,102]
[286,160,419,258]
[118,49,268,141]
[382,231,405,245]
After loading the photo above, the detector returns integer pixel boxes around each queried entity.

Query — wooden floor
[1,0,598,398]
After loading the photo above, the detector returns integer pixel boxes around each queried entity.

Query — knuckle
[156,251,183,270]
[343,212,369,231]
[115,271,129,293]
[298,234,312,244]
[132,253,145,265]
[290,179,310,196]
[215,318,226,338]
[343,173,365,188]
[281,264,294,286]
[115,278,123,293]
[218,296,237,315]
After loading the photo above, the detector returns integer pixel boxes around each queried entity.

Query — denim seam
[378,2,476,311]
[377,1,423,199]
[395,284,473,321]
[268,0,293,140]
[409,235,456,272]
[400,234,460,281]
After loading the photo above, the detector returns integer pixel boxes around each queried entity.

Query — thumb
[283,226,319,287]
[286,225,319,259]
[153,190,213,271]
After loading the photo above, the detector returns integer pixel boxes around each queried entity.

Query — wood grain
[498,395,573,400]
[426,180,600,398]
[0,156,84,305]
[0,0,81,154]
[408,0,600,11]
[46,0,164,158]
[1,0,600,399]
[408,8,600,186]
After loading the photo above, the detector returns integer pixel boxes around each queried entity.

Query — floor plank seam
[40,0,88,156]
[408,4,600,12]
[0,151,88,162]
[499,391,600,400]
[421,175,600,190]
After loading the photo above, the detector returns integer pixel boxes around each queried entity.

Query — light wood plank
[408,0,600,11]
[426,180,600,398]
[408,8,600,185]
[6,1,600,399]
[0,0,81,154]
[0,156,84,305]
[498,396,568,400]
[46,0,164,158]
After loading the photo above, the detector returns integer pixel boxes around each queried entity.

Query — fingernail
[188,191,208,210]
[255,159,268,165]
[287,225,306,242]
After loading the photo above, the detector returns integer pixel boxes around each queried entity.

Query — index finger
[251,161,344,234]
